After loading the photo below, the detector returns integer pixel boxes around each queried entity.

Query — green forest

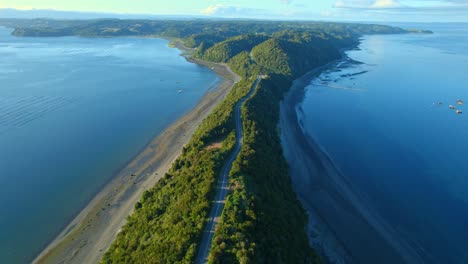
[95,20,405,264]
[0,19,424,263]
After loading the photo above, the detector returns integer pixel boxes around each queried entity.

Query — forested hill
[2,18,423,39]
[2,20,430,76]
[5,19,430,263]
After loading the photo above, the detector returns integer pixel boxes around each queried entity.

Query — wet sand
[34,54,240,264]
[279,63,424,264]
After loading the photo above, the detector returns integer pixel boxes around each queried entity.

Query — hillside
[200,34,269,63]
[1,18,424,40]
[98,21,411,264]
[3,19,427,263]
[97,22,379,263]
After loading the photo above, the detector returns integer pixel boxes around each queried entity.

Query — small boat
[178,90,183,93]
[456,110,463,114]
[449,105,455,109]
[176,81,181,83]
[457,99,463,105]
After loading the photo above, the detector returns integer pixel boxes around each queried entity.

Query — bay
[0,27,218,263]
[299,23,468,263]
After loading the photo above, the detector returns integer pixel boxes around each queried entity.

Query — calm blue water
[0,27,218,263]
[299,23,468,263]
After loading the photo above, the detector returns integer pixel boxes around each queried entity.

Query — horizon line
[0,7,467,23]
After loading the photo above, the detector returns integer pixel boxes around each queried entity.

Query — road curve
[195,77,261,264]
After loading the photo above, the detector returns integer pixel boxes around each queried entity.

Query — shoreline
[279,58,424,263]
[34,44,240,264]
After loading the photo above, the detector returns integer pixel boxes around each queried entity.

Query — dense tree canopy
[0,19,422,263]
[3,18,413,41]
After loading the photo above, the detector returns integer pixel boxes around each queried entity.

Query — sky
[0,0,467,22]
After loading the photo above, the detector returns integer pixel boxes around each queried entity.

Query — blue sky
[0,0,467,22]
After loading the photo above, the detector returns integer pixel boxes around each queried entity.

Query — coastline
[34,45,240,264]
[279,58,424,263]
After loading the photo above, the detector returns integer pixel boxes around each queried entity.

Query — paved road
[195,77,261,264]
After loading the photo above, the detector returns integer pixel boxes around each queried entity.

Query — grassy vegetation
[3,19,417,263]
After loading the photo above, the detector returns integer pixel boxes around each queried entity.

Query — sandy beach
[279,62,424,264]
[33,51,240,264]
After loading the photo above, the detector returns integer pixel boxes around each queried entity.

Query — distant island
[407,28,434,34]
[0,18,431,263]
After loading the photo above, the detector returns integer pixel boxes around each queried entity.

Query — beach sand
[279,64,424,264]
[33,55,240,264]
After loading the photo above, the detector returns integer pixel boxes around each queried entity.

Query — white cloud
[371,0,400,8]
[334,0,401,9]
[200,0,468,21]
[333,0,468,9]
[331,0,468,22]
[200,4,271,17]
[200,1,298,17]
[334,1,346,8]
[200,4,224,16]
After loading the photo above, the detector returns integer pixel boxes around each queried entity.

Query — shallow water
[0,27,218,263]
[299,23,468,263]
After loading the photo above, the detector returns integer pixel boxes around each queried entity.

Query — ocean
[298,23,468,263]
[0,27,218,263]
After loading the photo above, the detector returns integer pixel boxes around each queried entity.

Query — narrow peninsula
[0,18,430,264]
